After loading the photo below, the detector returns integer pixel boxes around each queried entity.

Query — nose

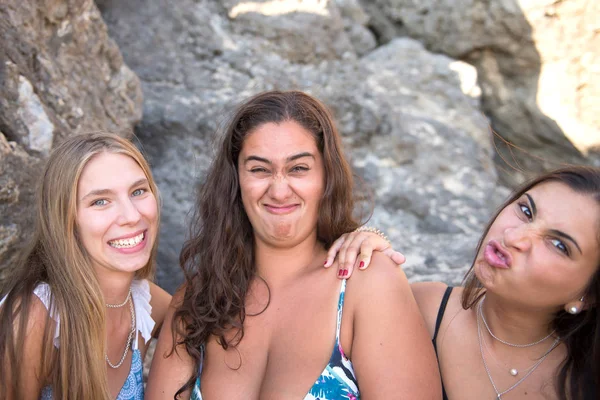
[503,224,532,252]
[267,176,293,202]
[117,198,142,225]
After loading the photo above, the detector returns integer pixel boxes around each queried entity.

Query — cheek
[140,197,159,224]
[76,211,108,248]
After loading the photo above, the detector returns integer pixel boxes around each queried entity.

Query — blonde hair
[0,132,160,399]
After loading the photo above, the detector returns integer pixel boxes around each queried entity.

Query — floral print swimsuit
[192,279,360,400]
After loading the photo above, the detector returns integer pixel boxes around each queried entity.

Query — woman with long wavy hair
[337,165,600,400]
[0,132,171,399]
[146,90,440,399]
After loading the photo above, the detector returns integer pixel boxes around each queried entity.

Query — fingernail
[338,270,344,277]
[324,260,328,266]
[359,261,365,269]
[343,269,349,276]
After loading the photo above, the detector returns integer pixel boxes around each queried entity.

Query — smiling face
[76,152,158,276]
[475,181,600,310]
[238,120,325,248]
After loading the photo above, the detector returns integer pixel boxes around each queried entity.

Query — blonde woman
[0,133,171,399]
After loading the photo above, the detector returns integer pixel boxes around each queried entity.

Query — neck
[480,293,557,347]
[96,270,136,306]
[254,233,325,288]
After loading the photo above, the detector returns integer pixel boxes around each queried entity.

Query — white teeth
[109,232,144,249]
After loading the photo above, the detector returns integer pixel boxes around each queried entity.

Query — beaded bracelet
[354,226,390,244]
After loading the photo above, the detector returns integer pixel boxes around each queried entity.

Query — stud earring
[566,296,585,315]
[568,305,579,315]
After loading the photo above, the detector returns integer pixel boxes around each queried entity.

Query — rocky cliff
[1,0,598,292]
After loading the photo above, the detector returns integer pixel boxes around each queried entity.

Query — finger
[343,257,361,279]
[326,234,348,268]
[357,241,375,270]
[340,235,366,272]
[383,248,406,265]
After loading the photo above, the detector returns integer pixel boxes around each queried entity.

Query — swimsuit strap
[335,279,348,343]
[433,286,453,351]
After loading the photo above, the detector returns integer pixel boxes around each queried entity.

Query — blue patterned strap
[335,279,347,343]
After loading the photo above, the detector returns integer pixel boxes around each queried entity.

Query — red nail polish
[343,269,349,276]
[324,260,328,266]
[338,270,343,276]
[359,261,365,269]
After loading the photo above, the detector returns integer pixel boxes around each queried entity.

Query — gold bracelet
[354,226,390,244]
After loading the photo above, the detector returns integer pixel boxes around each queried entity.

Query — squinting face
[238,120,325,248]
[76,152,158,276]
[475,181,600,310]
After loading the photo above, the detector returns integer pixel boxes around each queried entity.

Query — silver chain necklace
[105,295,136,369]
[105,288,132,308]
[477,301,560,399]
[480,296,555,348]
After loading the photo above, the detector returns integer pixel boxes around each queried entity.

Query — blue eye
[132,188,146,197]
[92,199,108,207]
[550,238,569,256]
[519,203,532,220]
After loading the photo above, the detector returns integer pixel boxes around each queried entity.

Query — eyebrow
[525,192,582,255]
[525,193,537,216]
[80,178,148,202]
[549,229,582,255]
[244,152,315,165]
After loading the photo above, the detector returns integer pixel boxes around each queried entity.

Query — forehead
[240,121,318,158]
[526,181,600,249]
[77,152,145,194]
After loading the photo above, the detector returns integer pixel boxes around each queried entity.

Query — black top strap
[433,286,453,353]
[432,286,453,400]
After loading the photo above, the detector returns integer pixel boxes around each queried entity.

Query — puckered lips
[107,229,148,253]
[483,240,512,269]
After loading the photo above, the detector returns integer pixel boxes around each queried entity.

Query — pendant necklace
[477,300,560,399]
[479,295,555,377]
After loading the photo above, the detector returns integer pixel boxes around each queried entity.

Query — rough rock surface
[359,0,600,186]
[0,0,142,288]
[101,0,507,292]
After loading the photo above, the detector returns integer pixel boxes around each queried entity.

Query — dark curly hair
[173,90,360,396]
[462,166,600,400]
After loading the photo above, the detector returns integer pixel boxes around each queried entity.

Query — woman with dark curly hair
[146,90,440,399]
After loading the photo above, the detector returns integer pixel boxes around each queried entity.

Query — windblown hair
[462,166,600,400]
[0,132,159,400]
[174,90,359,396]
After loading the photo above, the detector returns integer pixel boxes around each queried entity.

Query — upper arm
[146,288,195,400]
[348,253,442,399]
[3,295,49,400]
[149,282,172,338]
[410,281,449,338]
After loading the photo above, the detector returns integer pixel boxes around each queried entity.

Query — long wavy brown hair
[462,166,600,400]
[0,132,160,400]
[174,90,360,396]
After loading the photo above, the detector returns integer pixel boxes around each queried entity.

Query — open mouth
[484,240,511,268]
[108,232,145,249]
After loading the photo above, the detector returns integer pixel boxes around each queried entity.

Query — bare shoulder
[410,282,462,337]
[346,252,408,292]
